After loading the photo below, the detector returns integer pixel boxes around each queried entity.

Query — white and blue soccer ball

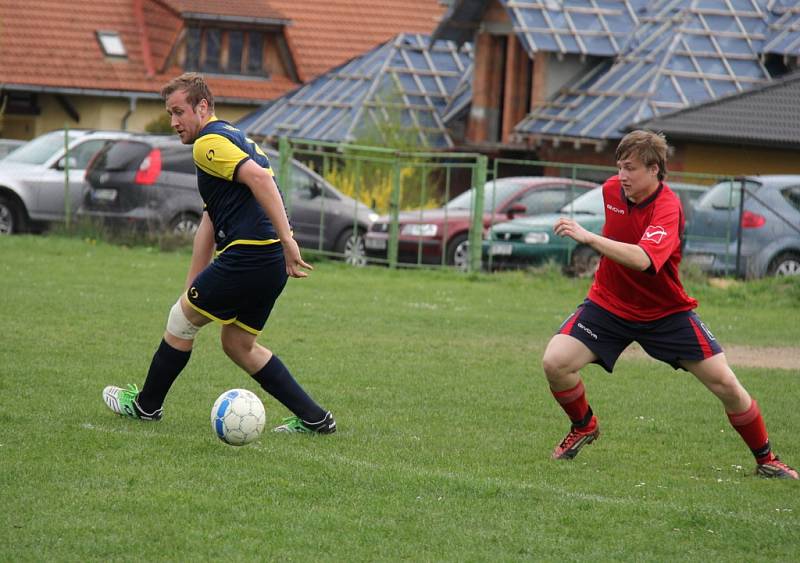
[210,389,266,446]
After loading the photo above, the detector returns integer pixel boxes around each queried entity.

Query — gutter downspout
[121,96,137,130]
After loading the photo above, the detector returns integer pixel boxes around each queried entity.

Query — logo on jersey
[642,225,667,244]
[189,287,199,299]
[606,203,625,215]
[206,149,215,161]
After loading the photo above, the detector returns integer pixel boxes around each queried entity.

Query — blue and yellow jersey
[193,117,286,253]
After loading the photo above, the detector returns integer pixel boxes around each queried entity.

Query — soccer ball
[210,389,266,446]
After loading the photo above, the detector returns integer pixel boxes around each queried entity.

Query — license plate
[365,237,386,250]
[490,243,513,256]
[686,253,714,266]
[91,188,117,202]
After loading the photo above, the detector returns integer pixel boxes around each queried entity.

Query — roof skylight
[96,31,127,58]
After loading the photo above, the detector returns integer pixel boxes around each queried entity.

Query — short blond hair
[160,72,215,113]
[615,130,668,181]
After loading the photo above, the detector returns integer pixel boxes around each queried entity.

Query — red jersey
[587,176,698,322]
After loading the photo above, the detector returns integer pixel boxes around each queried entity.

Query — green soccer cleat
[102,384,162,421]
[273,411,336,434]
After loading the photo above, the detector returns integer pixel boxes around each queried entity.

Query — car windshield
[559,187,604,215]
[694,180,759,210]
[4,130,78,165]
[445,179,528,212]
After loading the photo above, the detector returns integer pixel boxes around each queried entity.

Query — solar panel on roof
[239,33,472,148]
[514,0,784,142]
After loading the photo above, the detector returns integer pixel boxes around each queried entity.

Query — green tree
[144,113,173,134]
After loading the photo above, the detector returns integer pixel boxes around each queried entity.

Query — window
[91,141,152,173]
[511,188,574,215]
[186,27,201,71]
[781,186,800,212]
[184,25,267,77]
[203,28,221,72]
[96,31,127,58]
[290,168,319,200]
[247,33,264,75]
[228,31,244,73]
[5,131,71,165]
[695,180,759,210]
[161,145,195,175]
[68,140,108,169]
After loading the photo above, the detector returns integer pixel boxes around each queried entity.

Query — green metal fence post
[468,154,487,272]
[319,149,329,251]
[278,137,292,215]
[63,123,71,230]
[388,157,402,269]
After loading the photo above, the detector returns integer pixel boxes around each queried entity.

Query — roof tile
[0,0,445,104]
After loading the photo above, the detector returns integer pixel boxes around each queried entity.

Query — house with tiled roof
[0,0,446,140]
[433,0,800,177]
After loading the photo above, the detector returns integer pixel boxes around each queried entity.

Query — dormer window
[96,31,127,58]
[184,25,270,78]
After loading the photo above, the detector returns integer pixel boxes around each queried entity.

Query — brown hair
[160,72,215,113]
[615,130,668,181]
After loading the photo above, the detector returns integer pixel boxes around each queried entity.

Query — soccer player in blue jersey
[543,130,795,478]
[102,73,335,434]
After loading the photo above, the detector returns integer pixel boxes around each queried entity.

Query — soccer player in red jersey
[542,130,797,479]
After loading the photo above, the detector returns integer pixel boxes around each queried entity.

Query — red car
[364,176,597,268]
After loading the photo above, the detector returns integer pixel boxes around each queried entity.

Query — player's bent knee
[220,333,252,360]
[166,299,201,340]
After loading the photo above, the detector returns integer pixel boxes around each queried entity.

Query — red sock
[727,399,773,463]
[551,381,594,429]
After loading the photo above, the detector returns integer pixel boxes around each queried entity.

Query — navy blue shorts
[557,299,722,373]
[186,245,287,335]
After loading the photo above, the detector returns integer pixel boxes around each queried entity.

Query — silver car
[684,176,800,277]
[79,139,377,265]
[0,139,24,159]
[0,129,132,234]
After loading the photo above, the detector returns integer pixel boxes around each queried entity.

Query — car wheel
[768,251,800,276]
[447,233,470,270]
[335,228,367,267]
[170,213,200,237]
[568,245,600,278]
[0,194,26,235]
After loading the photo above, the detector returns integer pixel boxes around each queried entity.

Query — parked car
[364,176,596,269]
[0,129,132,234]
[0,139,25,159]
[683,176,800,278]
[81,138,377,264]
[483,182,707,276]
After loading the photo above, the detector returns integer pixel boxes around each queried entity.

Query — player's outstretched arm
[185,212,215,289]
[236,159,313,278]
[553,217,651,271]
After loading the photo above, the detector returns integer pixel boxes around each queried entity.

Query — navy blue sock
[251,355,325,422]
[138,339,191,413]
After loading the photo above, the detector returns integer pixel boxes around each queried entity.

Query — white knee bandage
[166,299,201,340]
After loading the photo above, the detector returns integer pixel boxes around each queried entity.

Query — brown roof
[161,0,289,21]
[270,0,446,79]
[0,0,445,102]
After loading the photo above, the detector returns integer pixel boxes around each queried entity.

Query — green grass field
[1,235,799,561]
